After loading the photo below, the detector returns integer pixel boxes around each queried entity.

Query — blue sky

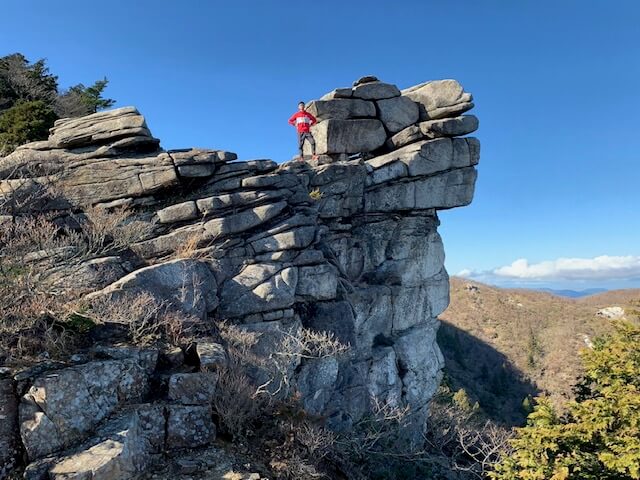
[3,1,639,289]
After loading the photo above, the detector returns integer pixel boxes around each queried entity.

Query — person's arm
[307,112,317,126]
[288,113,297,126]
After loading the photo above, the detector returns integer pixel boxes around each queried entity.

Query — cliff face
[0,76,479,478]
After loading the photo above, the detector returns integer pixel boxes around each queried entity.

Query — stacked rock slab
[0,76,479,478]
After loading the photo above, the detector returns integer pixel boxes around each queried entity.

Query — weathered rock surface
[49,107,153,148]
[376,95,420,133]
[86,259,218,319]
[402,79,474,120]
[352,81,401,100]
[307,98,376,120]
[309,119,387,154]
[2,75,480,478]
[19,351,157,459]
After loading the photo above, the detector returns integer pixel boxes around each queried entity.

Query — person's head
[298,101,306,111]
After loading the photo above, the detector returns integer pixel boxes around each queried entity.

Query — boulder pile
[0,76,479,479]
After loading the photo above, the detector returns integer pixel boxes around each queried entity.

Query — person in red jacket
[288,101,318,160]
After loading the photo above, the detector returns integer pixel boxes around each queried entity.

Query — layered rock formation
[0,76,479,479]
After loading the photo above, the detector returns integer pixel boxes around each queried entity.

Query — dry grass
[173,231,204,259]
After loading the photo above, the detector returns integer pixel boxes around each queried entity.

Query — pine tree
[0,53,115,154]
[491,321,640,480]
[0,100,57,155]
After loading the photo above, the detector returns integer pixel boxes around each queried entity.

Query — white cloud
[459,255,640,283]
[456,268,473,277]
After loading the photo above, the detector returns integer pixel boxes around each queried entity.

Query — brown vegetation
[439,277,640,424]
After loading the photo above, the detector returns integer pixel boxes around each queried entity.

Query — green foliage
[526,327,543,369]
[0,53,115,154]
[492,321,640,479]
[453,388,480,413]
[0,53,58,109]
[308,187,323,201]
[0,100,57,154]
[64,311,96,333]
[64,78,115,115]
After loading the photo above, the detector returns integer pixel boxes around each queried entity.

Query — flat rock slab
[203,201,288,238]
[306,98,376,120]
[310,119,386,155]
[50,106,153,149]
[402,79,474,120]
[352,81,401,100]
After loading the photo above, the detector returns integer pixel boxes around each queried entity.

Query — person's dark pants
[298,131,316,156]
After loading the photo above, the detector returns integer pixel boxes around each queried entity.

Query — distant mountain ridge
[537,287,608,298]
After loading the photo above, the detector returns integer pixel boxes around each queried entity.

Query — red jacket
[288,111,317,133]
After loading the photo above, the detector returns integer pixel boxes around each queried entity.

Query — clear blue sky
[3,1,639,289]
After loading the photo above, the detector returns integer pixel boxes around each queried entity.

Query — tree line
[0,53,115,155]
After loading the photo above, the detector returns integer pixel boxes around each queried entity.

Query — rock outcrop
[0,76,479,479]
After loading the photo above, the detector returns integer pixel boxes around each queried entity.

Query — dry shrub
[270,454,327,480]
[212,321,350,443]
[0,219,81,358]
[424,388,513,479]
[329,389,513,480]
[259,413,338,479]
[290,420,336,460]
[216,320,263,363]
[0,290,79,359]
[87,292,195,347]
[73,205,155,256]
[278,328,350,360]
[213,365,266,440]
[337,396,412,464]
[213,321,266,439]
[1,214,73,261]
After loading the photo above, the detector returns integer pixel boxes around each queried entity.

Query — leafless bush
[212,321,268,438]
[291,420,336,460]
[270,454,328,480]
[0,218,82,358]
[0,165,64,216]
[336,396,412,463]
[216,320,263,363]
[213,321,350,443]
[213,365,266,440]
[0,289,78,359]
[86,292,194,347]
[259,326,350,398]
[71,206,155,257]
[424,388,513,478]
[329,388,513,480]
[280,328,350,360]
